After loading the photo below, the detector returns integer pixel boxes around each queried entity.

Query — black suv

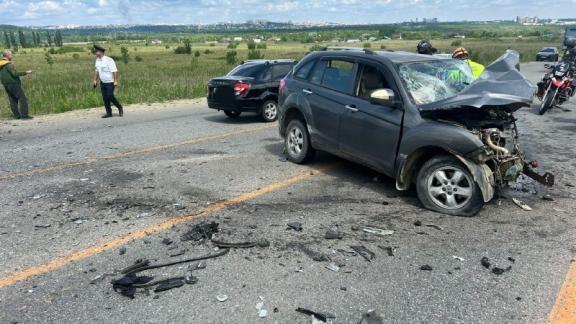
[278,48,553,216]
[208,59,296,122]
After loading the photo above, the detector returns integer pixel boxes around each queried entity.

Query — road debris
[34,224,51,229]
[296,307,336,322]
[362,226,394,236]
[452,256,465,262]
[413,220,422,226]
[181,222,219,242]
[512,198,533,211]
[324,225,343,240]
[425,224,443,231]
[351,245,375,262]
[542,194,554,202]
[161,238,173,245]
[358,310,384,324]
[480,256,513,275]
[378,246,395,257]
[288,242,329,262]
[212,239,270,249]
[287,222,303,232]
[325,262,340,272]
[111,249,229,298]
[216,294,228,302]
[420,265,433,271]
[256,297,268,318]
[119,247,127,255]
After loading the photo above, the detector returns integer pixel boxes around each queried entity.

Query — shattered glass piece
[287,222,303,232]
[351,245,375,262]
[362,226,394,236]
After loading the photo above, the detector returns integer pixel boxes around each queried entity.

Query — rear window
[541,48,555,53]
[271,64,293,81]
[567,28,576,36]
[227,64,266,77]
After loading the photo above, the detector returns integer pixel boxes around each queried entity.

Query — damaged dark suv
[278,48,554,216]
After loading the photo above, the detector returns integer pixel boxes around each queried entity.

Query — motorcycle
[536,60,574,115]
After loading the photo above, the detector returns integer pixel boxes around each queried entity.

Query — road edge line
[548,262,576,323]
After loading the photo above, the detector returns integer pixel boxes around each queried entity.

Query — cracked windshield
[399,60,475,105]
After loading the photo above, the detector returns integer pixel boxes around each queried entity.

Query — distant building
[253,38,262,43]
[516,16,540,25]
[150,39,162,45]
[233,37,243,42]
[392,34,402,40]
[346,39,360,43]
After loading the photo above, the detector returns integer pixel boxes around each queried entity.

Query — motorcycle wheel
[539,89,557,115]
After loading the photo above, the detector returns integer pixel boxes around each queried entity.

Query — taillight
[233,82,250,96]
[279,78,286,92]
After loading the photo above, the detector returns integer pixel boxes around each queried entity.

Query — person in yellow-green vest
[452,47,485,78]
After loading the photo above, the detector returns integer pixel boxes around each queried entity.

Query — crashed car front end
[411,51,554,202]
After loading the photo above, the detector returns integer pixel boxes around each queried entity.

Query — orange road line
[0,164,335,288]
[0,125,275,182]
[548,262,576,323]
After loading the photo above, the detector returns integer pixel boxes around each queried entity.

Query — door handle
[345,105,359,112]
[302,89,313,95]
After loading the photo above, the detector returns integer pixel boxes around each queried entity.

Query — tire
[539,88,556,115]
[261,100,278,122]
[416,155,484,217]
[285,119,315,164]
[224,111,241,119]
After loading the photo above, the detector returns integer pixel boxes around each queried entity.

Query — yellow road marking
[548,262,576,323]
[0,165,334,288]
[0,125,275,182]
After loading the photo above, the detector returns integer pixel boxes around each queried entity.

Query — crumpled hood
[0,58,10,70]
[419,50,535,113]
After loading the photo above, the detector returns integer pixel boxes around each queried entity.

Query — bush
[226,50,237,64]
[134,55,143,62]
[309,44,323,52]
[174,39,192,54]
[451,39,463,47]
[247,41,257,50]
[56,46,84,54]
[363,42,372,48]
[380,44,387,50]
[204,49,214,54]
[247,49,264,60]
[194,51,200,57]
[227,43,237,49]
[72,53,80,60]
[256,43,267,49]
[120,46,130,64]
[209,43,215,47]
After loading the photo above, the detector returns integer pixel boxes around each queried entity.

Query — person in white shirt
[93,45,123,118]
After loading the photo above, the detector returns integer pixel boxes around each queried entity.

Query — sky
[0,0,575,26]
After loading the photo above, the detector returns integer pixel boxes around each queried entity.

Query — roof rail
[321,46,375,55]
[241,59,297,65]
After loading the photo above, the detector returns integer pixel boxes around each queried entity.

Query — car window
[227,64,266,77]
[258,67,273,81]
[294,60,315,80]
[309,60,328,85]
[541,48,555,53]
[321,60,355,94]
[356,64,393,100]
[271,64,293,81]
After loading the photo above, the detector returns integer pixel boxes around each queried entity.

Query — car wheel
[261,100,278,122]
[285,119,315,164]
[416,155,484,217]
[224,111,241,119]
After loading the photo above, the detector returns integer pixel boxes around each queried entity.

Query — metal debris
[420,265,433,271]
[181,222,219,242]
[512,198,533,211]
[212,239,270,249]
[296,307,336,323]
[362,226,394,236]
[216,294,228,302]
[351,245,375,262]
[325,262,340,272]
[324,226,343,240]
[287,222,303,232]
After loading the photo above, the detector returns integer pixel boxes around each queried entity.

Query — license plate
[555,71,565,77]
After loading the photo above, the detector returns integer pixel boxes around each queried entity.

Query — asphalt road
[0,63,574,324]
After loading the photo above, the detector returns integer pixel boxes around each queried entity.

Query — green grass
[0,39,558,118]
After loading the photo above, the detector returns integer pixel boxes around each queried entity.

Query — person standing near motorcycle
[93,45,123,118]
[452,47,485,78]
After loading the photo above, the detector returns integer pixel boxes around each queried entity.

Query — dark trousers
[100,82,123,115]
[4,84,29,119]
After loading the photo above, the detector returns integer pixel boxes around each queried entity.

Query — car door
[338,61,403,175]
[303,58,357,151]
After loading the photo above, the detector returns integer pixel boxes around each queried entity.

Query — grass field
[0,38,560,118]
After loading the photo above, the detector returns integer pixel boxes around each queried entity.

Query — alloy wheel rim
[427,166,473,210]
[264,102,277,120]
[287,126,304,156]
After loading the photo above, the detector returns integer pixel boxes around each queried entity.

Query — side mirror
[369,89,400,107]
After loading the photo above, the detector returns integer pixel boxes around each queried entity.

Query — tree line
[2,30,64,50]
